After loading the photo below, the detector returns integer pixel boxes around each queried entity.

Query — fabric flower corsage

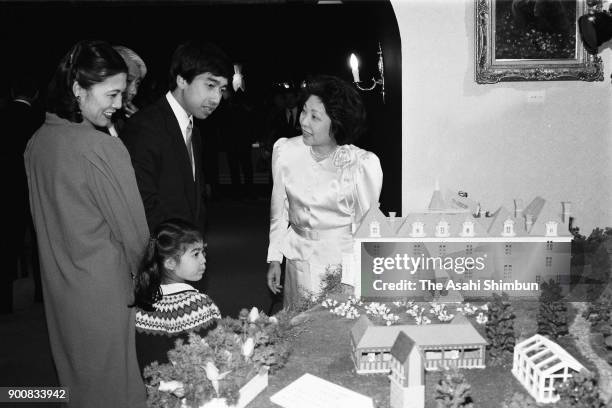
[332,145,353,170]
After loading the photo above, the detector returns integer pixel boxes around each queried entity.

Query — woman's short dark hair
[168,41,232,91]
[304,75,366,145]
[47,40,128,123]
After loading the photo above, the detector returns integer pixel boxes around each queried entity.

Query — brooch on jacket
[332,145,353,170]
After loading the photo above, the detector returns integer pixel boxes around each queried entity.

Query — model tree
[570,227,586,284]
[434,370,473,408]
[485,292,516,366]
[583,293,612,365]
[583,293,612,331]
[537,279,568,339]
[583,228,611,301]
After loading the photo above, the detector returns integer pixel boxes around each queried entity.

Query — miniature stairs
[569,302,612,404]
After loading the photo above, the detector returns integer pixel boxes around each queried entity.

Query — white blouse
[267,136,383,267]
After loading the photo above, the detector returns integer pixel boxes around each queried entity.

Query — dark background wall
[0,0,402,212]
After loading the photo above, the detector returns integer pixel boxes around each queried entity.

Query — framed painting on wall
[475,0,604,83]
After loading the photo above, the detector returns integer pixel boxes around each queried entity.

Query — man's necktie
[186,118,195,180]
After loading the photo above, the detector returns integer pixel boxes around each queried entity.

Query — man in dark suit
[266,86,302,149]
[122,42,232,239]
[1,75,44,313]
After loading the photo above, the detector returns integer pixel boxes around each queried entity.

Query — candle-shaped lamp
[349,53,360,83]
[232,63,243,92]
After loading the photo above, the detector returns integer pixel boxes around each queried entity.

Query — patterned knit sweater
[135,282,221,371]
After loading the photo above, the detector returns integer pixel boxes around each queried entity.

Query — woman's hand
[267,261,282,294]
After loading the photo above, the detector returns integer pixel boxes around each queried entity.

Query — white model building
[389,331,425,408]
[351,314,486,374]
[344,187,572,300]
[512,334,586,403]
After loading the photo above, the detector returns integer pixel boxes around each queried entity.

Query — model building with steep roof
[389,331,424,408]
[343,186,572,300]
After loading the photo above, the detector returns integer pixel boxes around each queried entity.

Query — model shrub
[556,370,607,408]
[485,293,516,365]
[537,280,568,339]
[583,294,612,330]
[143,308,291,408]
[500,392,537,408]
[434,369,473,408]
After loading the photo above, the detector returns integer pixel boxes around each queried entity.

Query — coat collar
[45,112,95,130]
[160,282,197,295]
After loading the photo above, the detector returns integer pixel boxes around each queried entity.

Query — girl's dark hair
[133,218,203,310]
[168,41,232,90]
[304,75,367,145]
[47,40,128,123]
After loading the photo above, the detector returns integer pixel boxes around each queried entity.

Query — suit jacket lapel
[160,98,198,218]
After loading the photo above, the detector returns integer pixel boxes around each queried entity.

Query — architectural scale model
[388,331,424,408]
[512,334,586,404]
[343,186,573,300]
[351,313,486,408]
[350,313,487,375]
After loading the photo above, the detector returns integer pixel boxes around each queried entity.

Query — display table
[244,304,560,408]
[246,307,390,408]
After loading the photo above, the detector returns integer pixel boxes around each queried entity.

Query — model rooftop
[354,188,572,239]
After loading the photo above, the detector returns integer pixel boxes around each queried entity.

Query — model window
[370,221,380,237]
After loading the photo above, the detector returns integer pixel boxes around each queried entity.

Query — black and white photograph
[0,0,611,407]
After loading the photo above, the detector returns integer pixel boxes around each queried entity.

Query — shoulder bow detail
[335,145,383,227]
[332,145,354,170]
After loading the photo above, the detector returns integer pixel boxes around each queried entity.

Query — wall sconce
[348,42,385,103]
[232,64,245,92]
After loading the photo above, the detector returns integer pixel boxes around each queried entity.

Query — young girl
[133,219,221,372]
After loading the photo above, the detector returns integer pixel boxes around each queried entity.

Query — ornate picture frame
[475,0,603,83]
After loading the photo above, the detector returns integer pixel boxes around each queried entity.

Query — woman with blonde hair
[108,45,147,136]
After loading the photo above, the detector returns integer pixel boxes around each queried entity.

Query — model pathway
[569,302,612,403]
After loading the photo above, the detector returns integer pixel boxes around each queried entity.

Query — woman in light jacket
[266,75,383,308]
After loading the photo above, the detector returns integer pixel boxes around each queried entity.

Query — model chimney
[514,199,524,218]
[525,214,534,231]
[561,202,571,224]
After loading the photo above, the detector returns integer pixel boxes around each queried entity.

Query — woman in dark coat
[25,40,149,408]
